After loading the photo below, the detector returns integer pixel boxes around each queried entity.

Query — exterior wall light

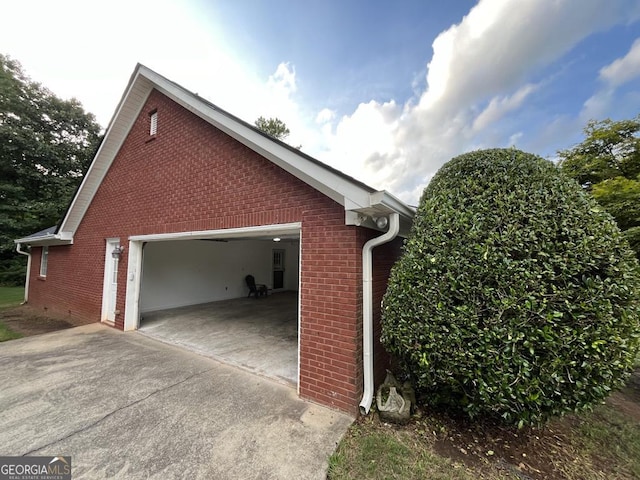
[111,245,125,259]
[273,237,281,242]
[375,216,389,229]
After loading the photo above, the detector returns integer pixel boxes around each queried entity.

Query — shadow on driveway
[0,324,353,479]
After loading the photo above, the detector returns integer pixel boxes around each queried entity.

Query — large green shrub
[623,226,640,260]
[382,148,640,427]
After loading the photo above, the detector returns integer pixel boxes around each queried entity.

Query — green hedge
[623,226,640,259]
[382,148,640,427]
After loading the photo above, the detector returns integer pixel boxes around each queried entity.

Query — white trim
[296,228,303,395]
[39,246,48,277]
[124,240,144,331]
[54,64,414,239]
[124,223,302,331]
[15,233,73,247]
[139,66,374,209]
[129,222,302,242]
[59,72,153,234]
[101,239,120,325]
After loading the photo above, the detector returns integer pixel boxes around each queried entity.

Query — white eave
[54,64,415,242]
[15,231,73,247]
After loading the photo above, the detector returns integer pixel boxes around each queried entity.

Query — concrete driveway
[0,324,353,479]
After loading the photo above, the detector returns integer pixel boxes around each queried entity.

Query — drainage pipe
[16,243,31,304]
[359,212,399,414]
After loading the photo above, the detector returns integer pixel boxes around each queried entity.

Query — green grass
[329,391,640,480]
[574,404,640,479]
[0,286,24,341]
[0,322,22,342]
[328,418,489,480]
[0,286,24,308]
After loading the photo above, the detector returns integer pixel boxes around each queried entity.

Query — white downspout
[16,243,31,304]
[359,213,399,414]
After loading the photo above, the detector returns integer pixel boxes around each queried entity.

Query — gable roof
[16,64,415,246]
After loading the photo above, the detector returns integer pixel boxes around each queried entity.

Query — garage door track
[0,324,353,479]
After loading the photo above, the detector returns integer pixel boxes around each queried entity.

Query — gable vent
[149,111,158,135]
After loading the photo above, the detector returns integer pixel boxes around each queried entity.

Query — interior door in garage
[272,249,285,290]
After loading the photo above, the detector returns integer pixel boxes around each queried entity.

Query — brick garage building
[15,65,415,415]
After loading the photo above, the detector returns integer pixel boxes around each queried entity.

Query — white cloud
[251,63,299,120]
[508,132,524,146]
[310,0,638,204]
[267,62,297,94]
[315,108,335,124]
[3,0,638,207]
[472,84,538,132]
[582,37,640,119]
[322,101,400,185]
[0,0,249,127]
[600,38,640,86]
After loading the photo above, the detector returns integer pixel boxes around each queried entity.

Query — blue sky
[2,0,639,204]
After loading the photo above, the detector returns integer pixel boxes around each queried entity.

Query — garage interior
[136,237,300,385]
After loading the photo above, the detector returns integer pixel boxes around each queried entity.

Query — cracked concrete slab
[0,324,353,479]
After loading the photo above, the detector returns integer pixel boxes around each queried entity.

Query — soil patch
[421,368,640,479]
[0,305,94,337]
[429,408,577,479]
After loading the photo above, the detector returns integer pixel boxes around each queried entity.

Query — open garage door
[123,224,301,386]
[139,238,299,310]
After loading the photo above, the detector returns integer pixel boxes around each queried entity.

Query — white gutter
[14,232,73,246]
[16,243,31,304]
[359,212,400,414]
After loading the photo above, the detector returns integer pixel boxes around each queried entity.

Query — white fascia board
[369,191,416,218]
[14,234,73,246]
[346,191,415,220]
[345,191,415,236]
[57,64,412,239]
[14,234,54,244]
[58,231,74,241]
[142,67,373,210]
[129,222,302,242]
[59,70,154,234]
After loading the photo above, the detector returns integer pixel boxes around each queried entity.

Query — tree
[559,116,640,259]
[254,116,290,141]
[591,176,640,230]
[0,54,102,284]
[382,148,640,427]
[559,116,640,188]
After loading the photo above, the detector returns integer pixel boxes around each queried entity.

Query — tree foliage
[0,54,101,284]
[559,116,640,187]
[254,116,290,141]
[591,176,640,230]
[382,148,640,428]
[559,116,640,257]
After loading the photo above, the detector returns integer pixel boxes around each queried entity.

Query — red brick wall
[28,243,104,320]
[299,206,363,413]
[26,88,400,414]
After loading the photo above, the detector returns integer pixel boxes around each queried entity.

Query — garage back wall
[140,239,300,313]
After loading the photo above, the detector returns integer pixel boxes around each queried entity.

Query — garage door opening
[124,225,301,386]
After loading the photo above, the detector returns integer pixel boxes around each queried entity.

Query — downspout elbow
[359,213,400,415]
[16,243,31,304]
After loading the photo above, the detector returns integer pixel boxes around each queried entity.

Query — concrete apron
[139,292,298,385]
[0,324,353,479]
